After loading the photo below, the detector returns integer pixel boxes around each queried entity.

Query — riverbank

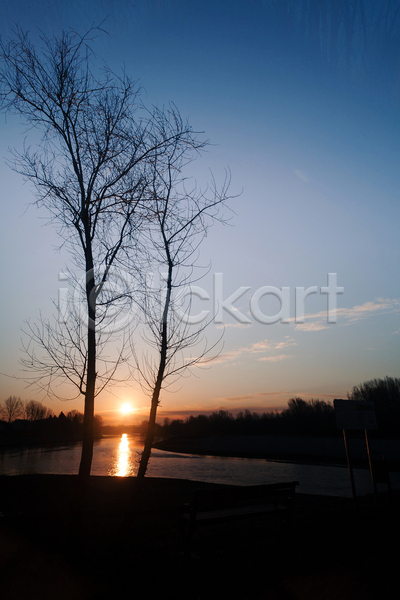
[0,434,103,448]
[0,474,399,599]
[154,433,400,470]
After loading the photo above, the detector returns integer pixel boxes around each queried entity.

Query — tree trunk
[79,256,97,480]
[137,382,162,480]
[79,330,95,479]
[137,259,172,480]
[124,312,167,531]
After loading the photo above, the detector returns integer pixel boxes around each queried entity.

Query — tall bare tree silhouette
[0,26,205,479]
[132,154,231,480]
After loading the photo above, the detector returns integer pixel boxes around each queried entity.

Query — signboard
[334,399,378,430]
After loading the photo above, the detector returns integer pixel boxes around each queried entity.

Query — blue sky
[1,1,399,423]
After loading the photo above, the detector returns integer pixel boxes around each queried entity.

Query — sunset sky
[1,1,399,425]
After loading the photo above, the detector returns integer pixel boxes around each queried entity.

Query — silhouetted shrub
[348,376,400,438]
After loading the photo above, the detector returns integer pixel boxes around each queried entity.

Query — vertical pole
[343,429,357,508]
[365,429,379,508]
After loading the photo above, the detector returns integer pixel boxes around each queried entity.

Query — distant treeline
[161,399,337,438]
[0,398,103,445]
[160,377,400,439]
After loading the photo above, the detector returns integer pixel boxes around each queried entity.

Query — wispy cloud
[249,338,297,353]
[207,337,297,365]
[333,299,399,320]
[293,298,400,332]
[250,339,273,352]
[295,322,329,332]
[216,322,252,329]
[258,354,292,362]
[213,390,293,410]
[274,339,298,349]
[214,390,344,406]
[206,349,244,365]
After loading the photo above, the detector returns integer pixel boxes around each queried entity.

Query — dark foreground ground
[0,475,398,600]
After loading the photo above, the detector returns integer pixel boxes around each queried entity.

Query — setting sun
[120,403,133,414]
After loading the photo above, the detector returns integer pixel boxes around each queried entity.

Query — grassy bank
[0,475,399,599]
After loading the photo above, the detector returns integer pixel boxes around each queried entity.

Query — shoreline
[0,435,104,449]
[153,434,400,471]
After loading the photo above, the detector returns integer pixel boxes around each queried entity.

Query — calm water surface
[1,433,399,497]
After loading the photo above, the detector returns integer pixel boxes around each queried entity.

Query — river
[1,433,399,497]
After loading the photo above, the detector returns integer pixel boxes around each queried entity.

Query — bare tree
[24,399,48,420]
[0,396,24,422]
[131,147,231,480]
[0,27,205,478]
[66,409,84,423]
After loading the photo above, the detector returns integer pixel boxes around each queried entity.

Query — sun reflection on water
[110,433,133,477]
